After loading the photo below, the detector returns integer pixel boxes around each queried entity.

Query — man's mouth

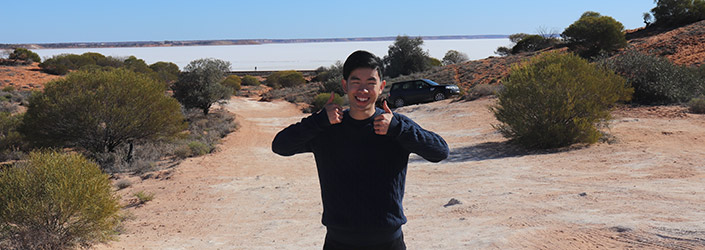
[355,96,369,102]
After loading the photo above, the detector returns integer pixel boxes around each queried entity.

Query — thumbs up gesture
[373,99,394,135]
[324,92,343,125]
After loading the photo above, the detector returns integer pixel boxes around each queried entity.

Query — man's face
[342,67,386,114]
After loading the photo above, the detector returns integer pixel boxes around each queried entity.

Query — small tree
[21,68,186,156]
[492,52,632,149]
[651,0,705,27]
[0,150,121,249]
[172,58,233,114]
[562,11,627,59]
[383,35,430,78]
[9,48,41,63]
[442,50,469,65]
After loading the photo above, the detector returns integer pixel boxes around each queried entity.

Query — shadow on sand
[411,141,587,163]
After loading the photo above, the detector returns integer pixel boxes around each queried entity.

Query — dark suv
[387,79,460,107]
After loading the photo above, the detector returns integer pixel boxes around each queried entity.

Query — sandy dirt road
[97,96,705,249]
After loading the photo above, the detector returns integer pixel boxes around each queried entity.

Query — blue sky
[5,0,657,44]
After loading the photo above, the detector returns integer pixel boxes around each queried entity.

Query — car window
[416,81,425,89]
[391,83,402,91]
[402,82,414,90]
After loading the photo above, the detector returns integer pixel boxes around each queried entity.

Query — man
[272,50,448,250]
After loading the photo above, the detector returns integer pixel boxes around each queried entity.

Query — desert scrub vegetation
[492,52,632,149]
[93,107,236,173]
[39,52,180,86]
[604,51,705,104]
[266,70,306,89]
[173,58,233,115]
[241,75,261,86]
[562,11,628,59]
[8,48,41,64]
[221,75,242,92]
[20,68,186,167]
[688,95,705,113]
[0,150,121,249]
[312,92,344,111]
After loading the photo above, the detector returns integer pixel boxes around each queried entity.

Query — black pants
[323,233,406,250]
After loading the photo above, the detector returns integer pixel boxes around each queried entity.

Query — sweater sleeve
[272,110,330,156]
[387,113,449,162]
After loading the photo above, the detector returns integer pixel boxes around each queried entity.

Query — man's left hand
[373,100,393,135]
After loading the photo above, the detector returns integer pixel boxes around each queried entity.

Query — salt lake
[33,38,511,71]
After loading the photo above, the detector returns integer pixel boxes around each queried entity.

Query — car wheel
[393,98,405,108]
[434,92,445,101]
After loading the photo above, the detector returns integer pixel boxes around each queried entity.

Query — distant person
[272,50,449,250]
[255,66,257,71]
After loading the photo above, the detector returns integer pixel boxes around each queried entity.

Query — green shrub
[464,84,503,100]
[267,70,306,88]
[21,68,186,158]
[116,179,132,190]
[604,51,705,104]
[312,92,344,111]
[1,86,14,92]
[187,141,211,156]
[562,11,627,59]
[688,95,705,113]
[0,150,121,249]
[173,58,233,115]
[149,61,180,85]
[134,191,154,205]
[221,75,242,92]
[0,112,25,161]
[9,48,41,63]
[492,52,632,149]
[241,75,260,86]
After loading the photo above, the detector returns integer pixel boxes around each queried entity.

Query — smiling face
[342,67,386,120]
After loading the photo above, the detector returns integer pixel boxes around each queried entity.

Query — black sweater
[272,108,448,245]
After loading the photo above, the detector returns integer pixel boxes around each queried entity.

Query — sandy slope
[96,96,705,250]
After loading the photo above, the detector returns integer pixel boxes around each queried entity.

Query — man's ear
[380,80,386,92]
[341,78,348,93]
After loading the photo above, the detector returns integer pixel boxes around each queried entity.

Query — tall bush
[172,58,233,115]
[492,52,632,149]
[604,51,705,104]
[0,151,121,249]
[21,68,186,156]
[562,11,627,59]
[442,50,469,65]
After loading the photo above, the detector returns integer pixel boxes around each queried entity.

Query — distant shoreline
[1,35,508,50]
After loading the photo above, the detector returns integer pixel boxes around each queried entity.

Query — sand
[95,96,705,249]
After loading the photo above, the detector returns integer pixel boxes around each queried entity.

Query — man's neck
[349,108,376,120]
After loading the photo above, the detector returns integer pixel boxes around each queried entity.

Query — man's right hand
[324,92,343,125]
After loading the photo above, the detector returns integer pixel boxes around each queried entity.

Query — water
[33,39,511,71]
